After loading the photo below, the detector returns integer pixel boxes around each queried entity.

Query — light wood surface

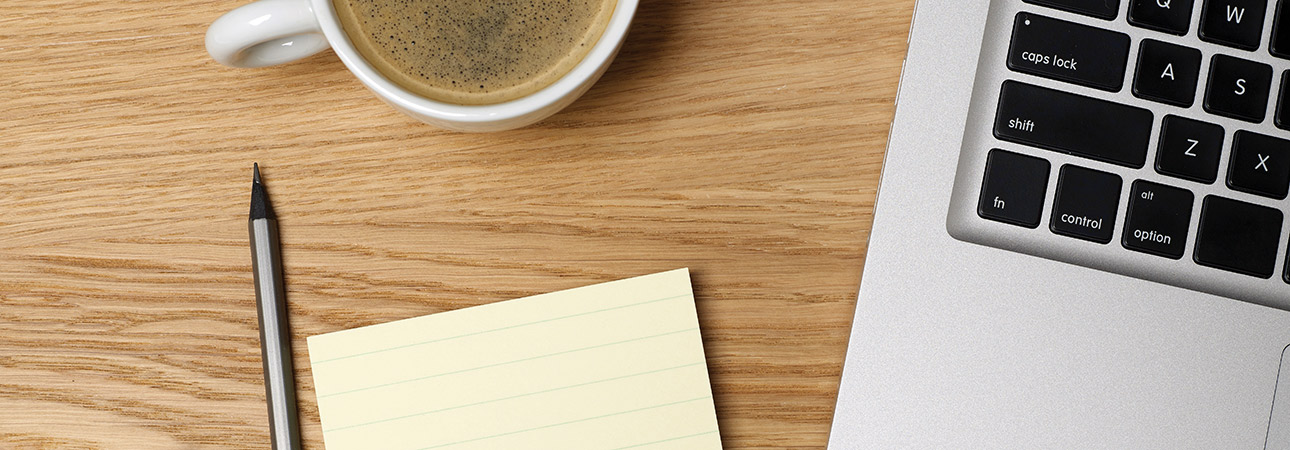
[0,0,912,448]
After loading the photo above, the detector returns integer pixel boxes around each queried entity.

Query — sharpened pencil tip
[250,163,274,220]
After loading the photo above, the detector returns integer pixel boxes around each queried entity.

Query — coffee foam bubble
[335,0,615,105]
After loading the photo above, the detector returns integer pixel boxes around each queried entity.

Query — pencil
[248,163,302,450]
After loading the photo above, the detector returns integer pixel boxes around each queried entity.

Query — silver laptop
[829,0,1290,447]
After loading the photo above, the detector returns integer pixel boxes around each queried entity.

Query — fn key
[979,149,1051,228]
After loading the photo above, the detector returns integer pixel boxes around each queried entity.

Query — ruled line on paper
[413,396,716,450]
[324,361,707,433]
[316,327,698,399]
[312,293,693,365]
[609,430,724,450]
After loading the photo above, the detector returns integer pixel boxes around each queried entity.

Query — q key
[1129,0,1196,35]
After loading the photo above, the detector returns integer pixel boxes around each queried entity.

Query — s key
[1204,54,1273,122]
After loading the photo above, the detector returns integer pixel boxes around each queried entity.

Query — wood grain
[0,0,912,448]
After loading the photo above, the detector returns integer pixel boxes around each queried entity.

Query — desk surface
[0,0,912,447]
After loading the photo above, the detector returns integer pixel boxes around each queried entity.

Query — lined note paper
[307,269,723,450]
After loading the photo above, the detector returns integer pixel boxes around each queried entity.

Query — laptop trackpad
[1268,345,1290,449]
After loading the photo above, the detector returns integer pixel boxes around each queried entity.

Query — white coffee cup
[206,0,638,132]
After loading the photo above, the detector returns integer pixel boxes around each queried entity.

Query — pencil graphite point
[250,163,274,221]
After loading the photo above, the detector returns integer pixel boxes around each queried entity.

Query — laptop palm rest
[1267,345,1290,449]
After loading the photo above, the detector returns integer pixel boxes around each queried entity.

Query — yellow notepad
[307,268,723,450]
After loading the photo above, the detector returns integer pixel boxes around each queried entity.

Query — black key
[1286,238,1290,283]
[995,81,1154,168]
[1277,71,1290,129]
[1286,239,1290,283]
[1008,13,1131,91]
[978,149,1052,228]
[1051,165,1123,243]
[1122,180,1194,259]
[1155,115,1225,184]
[1025,0,1121,20]
[1129,0,1196,34]
[1133,39,1202,106]
[1204,54,1274,122]
[1200,0,1269,50]
[1228,130,1290,199]
[1194,195,1283,278]
[1272,1,1290,58]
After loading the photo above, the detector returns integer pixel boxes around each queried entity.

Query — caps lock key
[1008,12,1132,92]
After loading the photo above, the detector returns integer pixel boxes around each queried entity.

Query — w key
[1200,0,1267,51]
[1008,13,1131,91]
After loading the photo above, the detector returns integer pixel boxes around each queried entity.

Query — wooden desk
[0,0,912,447]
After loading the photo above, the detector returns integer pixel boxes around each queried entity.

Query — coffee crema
[333,0,616,105]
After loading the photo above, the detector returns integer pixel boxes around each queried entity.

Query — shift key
[994,80,1154,168]
[1008,12,1131,91]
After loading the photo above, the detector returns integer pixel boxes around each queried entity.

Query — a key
[1199,0,1269,50]
[995,81,1154,168]
[1155,114,1222,183]
[1133,39,1203,107]
[1156,115,1225,184]
[1122,180,1194,259]
[1204,54,1273,122]
[1269,0,1290,57]
[1008,13,1131,91]
[1051,164,1122,244]
[1276,71,1290,129]
[978,149,1052,228]
[1129,0,1196,35]
[1194,195,1283,278]
[1228,130,1290,199]
[1025,0,1121,20]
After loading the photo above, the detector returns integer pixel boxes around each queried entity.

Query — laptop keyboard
[948,0,1290,306]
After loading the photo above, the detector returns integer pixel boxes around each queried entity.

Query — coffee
[333,0,616,105]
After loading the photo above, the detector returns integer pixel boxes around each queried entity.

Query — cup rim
[312,0,639,124]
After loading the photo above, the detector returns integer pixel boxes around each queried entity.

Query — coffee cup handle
[206,0,331,68]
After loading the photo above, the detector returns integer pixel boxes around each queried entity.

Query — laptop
[829,0,1290,447]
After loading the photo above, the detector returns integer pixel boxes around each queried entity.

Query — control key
[1051,164,1122,244]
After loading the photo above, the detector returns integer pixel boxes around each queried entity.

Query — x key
[1228,131,1290,199]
